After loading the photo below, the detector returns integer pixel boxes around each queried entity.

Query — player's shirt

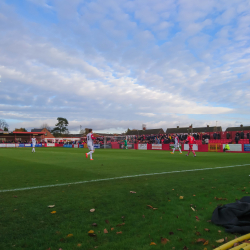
[31,138,36,146]
[186,136,195,144]
[174,136,179,145]
[87,133,95,145]
[124,139,127,145]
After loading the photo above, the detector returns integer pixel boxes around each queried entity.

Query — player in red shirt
[186,133,197,157]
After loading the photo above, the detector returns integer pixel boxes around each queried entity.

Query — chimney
[177,126,179,129]
[240,124,243,127]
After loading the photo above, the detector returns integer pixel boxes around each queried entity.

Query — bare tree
[40,123,51,131]
[0,119,9,131]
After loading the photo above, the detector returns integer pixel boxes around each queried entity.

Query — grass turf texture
[0,148,249,250]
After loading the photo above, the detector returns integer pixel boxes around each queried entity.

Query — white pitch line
[0,164,249,193]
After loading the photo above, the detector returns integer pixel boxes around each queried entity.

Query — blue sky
[0,0,250,133]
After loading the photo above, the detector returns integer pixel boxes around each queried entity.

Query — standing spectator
[235,134,239,144]
[226,132,230,139]
[247,132,250,139]
[240,131,244,139]
[213,132,217,140]
[217,133,220,139]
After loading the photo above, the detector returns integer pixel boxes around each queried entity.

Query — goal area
[103,136,136,149]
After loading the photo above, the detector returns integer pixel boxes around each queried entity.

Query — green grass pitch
[0,148,250,250]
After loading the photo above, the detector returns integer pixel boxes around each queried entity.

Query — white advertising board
[223,144,242,152]
[47,143,55,147]
[73,144,78,148]
[152,144,162,150]
[6,144,16,147]
[184,144,198,151]
[138,144,147,150]
[0,144,6,147]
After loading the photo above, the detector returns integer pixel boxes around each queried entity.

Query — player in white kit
[31,136,37,153]
[85,129,95,160]
[170,134,182,154]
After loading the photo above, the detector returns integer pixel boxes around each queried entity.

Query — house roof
[166,126,222,133]
[126,128,165,135]
[226,126,250,132]
[166,127,190,133]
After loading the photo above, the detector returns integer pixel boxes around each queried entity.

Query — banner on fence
[6,144,16,147]
[79,144,84,148]
[94,144,100,149]
[36,143,43,147]
[73,144,78,148]
[127,144,134,149]
[223,144,242,152]
[244,144,250,152]
[184,144,198,151]
[138,144,147,150]
[25,144,32,147]
[63,144,72,148]
[152,144,162,150]
[19,144,25,147]
[47,143,55,147]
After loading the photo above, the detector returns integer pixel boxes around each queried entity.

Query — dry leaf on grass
[77,243,82,247]
[191,207,195,211]
[203,240,209,245]
[153,208,158,210]
[196,238,206,243]
[88,230,94,234]
[218,230,221,233]
[90,208,95,212]
[48,205,55,208]
[111,228,114,231]
[147,205,153,209]
[92,223,97,227]
[51,211,56,214]
[130,191,136,193]
[183,246,188,250]
[179,196,184,199]
[116,223,125,227]
[177,229,183,231]
[150,242,156,245]
[161,238,169,244]
[169,232,174,235]
[204,228,210,232]
[105,220,109,224]
[195,232,201,236]
[66,234,73,238]
[116,231,122,234]
[195,216,200,221]
[104,229,108,234]
[216,239,225,243]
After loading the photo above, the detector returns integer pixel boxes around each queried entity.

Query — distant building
[166,125,222,134]
[226,125,250,132]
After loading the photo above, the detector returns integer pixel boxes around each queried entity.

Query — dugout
[0,131,45,143]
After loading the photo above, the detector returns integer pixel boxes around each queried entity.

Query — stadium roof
[226,126,250,131]
[166,126,222,133]
[31,129,43,132]
[126,128,164,135]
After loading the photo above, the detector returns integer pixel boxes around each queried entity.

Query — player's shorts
[32,144,35,148]
[189,144,193,150]
[87,144,94,151]
[174,143,179,149]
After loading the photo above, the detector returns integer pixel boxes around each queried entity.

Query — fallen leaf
[172,189,174,190]
[153,208,158,210]
[104,228,108,234]
[183,246,188,250]
[161,237,169,245]
[169,232,174,235]
[116,231,122,234]
[13,196,17,198]
[193,195,196,196]
[46,248,51,250]
[111,228,114,231]
[59,238,64,242]
[179,196,184,199]
[59,248,63,250]
[121,216,125,219]
[195,232,201,236]
[150,242,156,245]
[207,220,211,223]
[48,205,55,208]
[204,248,207,250]
[142,215,145,218]
[116,223,125,227]
[195,216,200,221]
[147,205,153,209]
[191,207,195,211]
[177,229,183,231]
[105,220,109,224]
[196,238,206,243]
[88,230,94,234]
[56,231,60,234]
[225,237,228,242]
[203,240,209,245]
[218,230,221,233]
[90,208,95,212]
[216,239,225,243]
[204,228,210,232]
[51,211,56,214]
[67,234,73,238]
[92,223,97,227]
[77,243,82,247]
[130,191,136,193]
